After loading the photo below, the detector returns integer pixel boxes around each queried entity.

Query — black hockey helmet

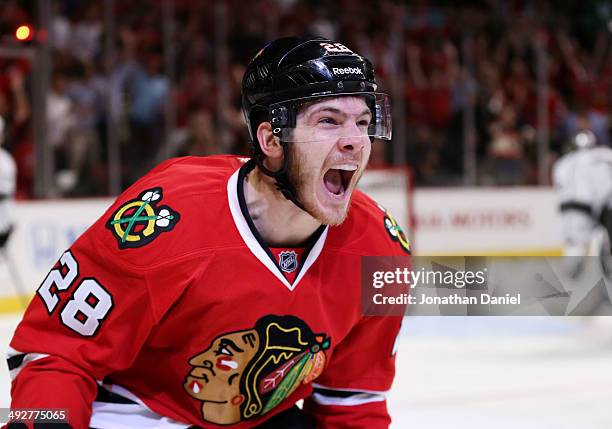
[572,129,597,150]
[242,37,391,146]
[240,37,391,210]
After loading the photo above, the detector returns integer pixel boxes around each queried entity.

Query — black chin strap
[249,142,307,212]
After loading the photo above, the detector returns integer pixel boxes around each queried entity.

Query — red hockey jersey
[7,155,410,429]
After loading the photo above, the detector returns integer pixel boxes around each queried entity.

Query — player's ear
[257,121,284,166]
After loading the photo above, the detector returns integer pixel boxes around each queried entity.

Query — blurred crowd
[1,0,612,197]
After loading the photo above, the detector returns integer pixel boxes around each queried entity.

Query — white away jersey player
[0,147,16,236]
[552,146,612,249]
[7,155,410,429]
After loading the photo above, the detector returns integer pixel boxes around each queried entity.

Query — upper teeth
[333,164,358,171]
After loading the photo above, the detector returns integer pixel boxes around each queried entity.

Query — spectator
[5,0,612,194]
[175,109,219,157]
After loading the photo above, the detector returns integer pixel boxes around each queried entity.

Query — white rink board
[413,187,563,255]
[359,169,412,238]
[0,198,113,298]
[1,186,565,297]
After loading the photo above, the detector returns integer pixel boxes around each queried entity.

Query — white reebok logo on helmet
[332,67,364,76]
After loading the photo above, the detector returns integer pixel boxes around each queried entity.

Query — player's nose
[338,134,368,153]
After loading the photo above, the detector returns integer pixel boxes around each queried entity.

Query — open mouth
[323,164,358,196]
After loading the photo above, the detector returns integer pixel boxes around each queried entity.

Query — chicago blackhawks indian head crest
[106,188,180,249]
[184,315,331,425]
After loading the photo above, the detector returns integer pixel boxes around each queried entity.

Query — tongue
[324,169,343,195]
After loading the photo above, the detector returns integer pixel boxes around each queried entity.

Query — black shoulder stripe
[95,386,138,405]
[313,387,363,398]
[560,201,592,216]
[7,353,26,371]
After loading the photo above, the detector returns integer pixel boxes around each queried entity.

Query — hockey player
[6,37,410,428]
[0,116,17,249]
[552,129,612,278]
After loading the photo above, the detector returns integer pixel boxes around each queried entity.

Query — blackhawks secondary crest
[106,188,180,249]
[184,315,331,425]
[378,204,411,254]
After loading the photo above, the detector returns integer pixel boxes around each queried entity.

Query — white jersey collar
[227,166,328,291]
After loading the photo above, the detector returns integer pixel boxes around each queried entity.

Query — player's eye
[357,119,370,127]
[318,117,339,126]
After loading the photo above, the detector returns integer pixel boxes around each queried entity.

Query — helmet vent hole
[295,71,310,84]
[303,71,315,83]
[287,71,322,85]
[245,72,257,88]
[257,63,271,79]
[286,74,300,85]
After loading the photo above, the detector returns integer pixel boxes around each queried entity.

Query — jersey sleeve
[303,315,403,429]
[303,195,408,428]
[552,152,612,251]
[6,169,209,428]
[553,154,596,214]
[7,236,151,427]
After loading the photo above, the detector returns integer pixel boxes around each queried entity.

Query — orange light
[15,25,33,41]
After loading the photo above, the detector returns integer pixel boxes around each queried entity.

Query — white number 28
[37,251,113,337]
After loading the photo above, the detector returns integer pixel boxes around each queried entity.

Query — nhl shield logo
[278,251,298,273]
